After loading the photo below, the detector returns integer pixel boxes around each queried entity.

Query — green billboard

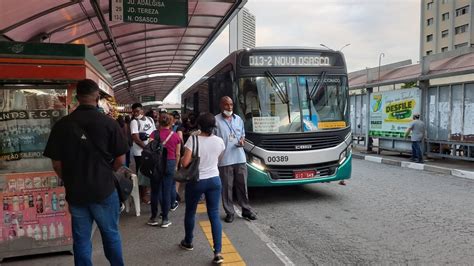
[110,0,188,27]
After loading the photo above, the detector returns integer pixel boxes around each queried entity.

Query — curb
[353,153,474,181]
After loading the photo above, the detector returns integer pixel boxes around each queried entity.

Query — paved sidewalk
[2,202,283,266]
[352,146,474,180]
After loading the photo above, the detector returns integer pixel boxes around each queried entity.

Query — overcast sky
[164,0,420,103]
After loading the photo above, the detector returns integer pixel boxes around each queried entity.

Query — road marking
[365,156,382,163]
[235,209,295,266]
[197,203,207,213]
[451,169,474,180]
[199,220,246,265]
[197,203,295,265]
[401,161,425,170]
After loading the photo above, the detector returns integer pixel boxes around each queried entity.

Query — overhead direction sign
[110,0,188,27]
[141,95,156,102]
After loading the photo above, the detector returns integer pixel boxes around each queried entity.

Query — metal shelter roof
[348,49,474,89]
[0,0,245,103]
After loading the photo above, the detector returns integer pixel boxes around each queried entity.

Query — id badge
[229,133,235,141]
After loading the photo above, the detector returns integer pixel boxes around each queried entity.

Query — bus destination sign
[248,54,332,67]
[110,0,188,27]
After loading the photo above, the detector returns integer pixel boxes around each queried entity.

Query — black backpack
[140,130,173,180]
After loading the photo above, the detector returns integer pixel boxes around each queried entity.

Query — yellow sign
[318,121,347,129]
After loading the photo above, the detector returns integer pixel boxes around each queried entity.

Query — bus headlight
[249,155,266,171]
[339,146,351,165]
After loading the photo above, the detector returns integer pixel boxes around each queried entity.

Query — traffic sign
[110,0,188,27]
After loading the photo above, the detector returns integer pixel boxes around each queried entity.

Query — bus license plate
[294,170,316,179]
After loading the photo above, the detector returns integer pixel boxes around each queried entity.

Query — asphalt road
[247,159,474,265]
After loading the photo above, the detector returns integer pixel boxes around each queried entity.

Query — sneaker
[242,211,257,221]
[147,218,159,226]
[224,213,234,223]
[160,220,172,228]
[212,255,224,264]
[170,201,179,211]
[179,240,193,251]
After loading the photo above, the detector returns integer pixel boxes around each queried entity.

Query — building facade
[229,7,256,52]
[420,0,474,57]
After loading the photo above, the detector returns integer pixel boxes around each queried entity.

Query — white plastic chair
[125,174,140,216]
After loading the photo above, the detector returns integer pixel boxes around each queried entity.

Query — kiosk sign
[110,0,188,27]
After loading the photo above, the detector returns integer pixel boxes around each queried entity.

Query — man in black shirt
[44,79,128,266]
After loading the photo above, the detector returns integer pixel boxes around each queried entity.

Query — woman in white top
[179,113,225,264]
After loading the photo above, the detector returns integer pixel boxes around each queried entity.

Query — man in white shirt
[130,103,156,203]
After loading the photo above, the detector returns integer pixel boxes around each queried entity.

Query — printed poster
[0,172,72,251]
[369,88,421,138]
[252,117,279,133]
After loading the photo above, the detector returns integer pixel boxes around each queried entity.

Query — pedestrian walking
[130,103,156,203]
[147,113,181,227]
[179,113,226,264]
[43,79,128,266]
[215,96,256,223]
[405,113,426,163]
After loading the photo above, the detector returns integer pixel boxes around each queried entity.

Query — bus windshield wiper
[310,71,327,100]
[305,79,313,119]
[264,71,291,123]
[264,71,289,104]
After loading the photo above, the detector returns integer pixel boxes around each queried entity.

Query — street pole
[378,52,385,90]
[320,43,334,51]
[339,43,351,51]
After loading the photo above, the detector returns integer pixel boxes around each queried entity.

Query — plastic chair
[125,174,140,216]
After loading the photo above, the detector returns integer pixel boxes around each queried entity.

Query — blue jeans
[411,141,423,162]
[150,160,176,220]
[69,190,124,266]
[184,176,222,254]
[171,179,177,204]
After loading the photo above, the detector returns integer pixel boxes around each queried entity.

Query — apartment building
[420,0,474,57]
[229,7,256,52]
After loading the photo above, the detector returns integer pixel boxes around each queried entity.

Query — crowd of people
[43,79,257,265]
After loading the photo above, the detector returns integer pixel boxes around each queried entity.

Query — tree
[401,81,417,88]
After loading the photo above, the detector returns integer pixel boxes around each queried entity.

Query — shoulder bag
[174,135,200,183]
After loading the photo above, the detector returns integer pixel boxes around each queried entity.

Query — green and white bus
[182,47,351,187]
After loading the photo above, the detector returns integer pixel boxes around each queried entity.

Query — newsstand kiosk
[0,41,114,261]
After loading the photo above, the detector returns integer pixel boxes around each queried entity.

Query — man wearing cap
[44,79,128,265]
[405,113,426,163]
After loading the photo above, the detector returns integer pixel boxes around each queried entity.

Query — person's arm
[405,123,413,138]
[181,147,192,168]
[239,116,245,146]
[177,130,183,141]
[130,120,146,148]
[112,154,126,171]
[175,142,181,169]
[51,160,63,180]
[404,127,412,138]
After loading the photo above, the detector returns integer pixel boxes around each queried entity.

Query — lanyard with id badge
[224,117,244,148]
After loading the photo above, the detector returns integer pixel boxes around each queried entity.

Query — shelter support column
[365,87,373,152]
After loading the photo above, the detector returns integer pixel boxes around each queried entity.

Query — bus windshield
[236,75,349,133]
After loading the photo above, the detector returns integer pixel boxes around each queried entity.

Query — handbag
[113,166,134,203]
[174,135,200,183]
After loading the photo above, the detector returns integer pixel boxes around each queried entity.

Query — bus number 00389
[267,156,289,163]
